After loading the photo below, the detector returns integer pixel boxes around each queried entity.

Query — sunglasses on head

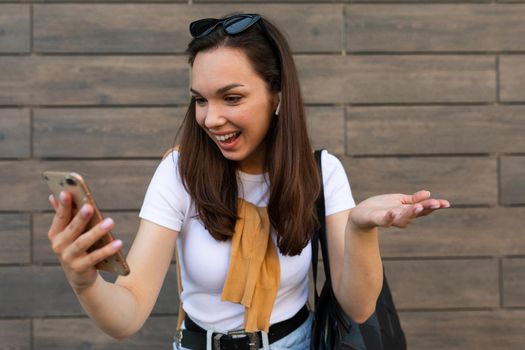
[189,14,262,38]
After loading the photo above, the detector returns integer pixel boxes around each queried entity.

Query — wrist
[347,218,378,236]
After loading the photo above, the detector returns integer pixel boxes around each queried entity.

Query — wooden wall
[1,1,524,349]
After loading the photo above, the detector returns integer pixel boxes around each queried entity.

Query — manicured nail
[59,191,67,204]
[100,218,113,230]
[80,204,91,217]
[111,240,122,249]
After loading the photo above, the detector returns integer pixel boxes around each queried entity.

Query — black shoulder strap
[312,150,333,300]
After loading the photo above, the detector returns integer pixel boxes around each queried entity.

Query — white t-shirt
[139,150,355,332]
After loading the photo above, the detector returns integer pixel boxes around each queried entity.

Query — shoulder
[319,150,347,179]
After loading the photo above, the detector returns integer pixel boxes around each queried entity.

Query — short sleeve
[321,150,356,216]
[139,151,188,232]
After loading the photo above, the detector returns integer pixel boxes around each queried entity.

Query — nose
[203,102,227,130]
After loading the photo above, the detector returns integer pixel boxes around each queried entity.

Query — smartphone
[42,171,130,276]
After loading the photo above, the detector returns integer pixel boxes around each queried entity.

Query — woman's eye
[193,97,207,106]
[225,96,241,104]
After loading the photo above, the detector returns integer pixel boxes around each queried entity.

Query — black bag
[310,150,407,350]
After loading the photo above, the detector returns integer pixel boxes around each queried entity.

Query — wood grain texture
[400,310,525,349]
[34,316,177,349]
[385,259,499,309]
[0,214,30,264]
[33,212,142,264]
[379,207,525,257]
[346,106,525,155]
[500,156,525,205]
[34,107,185,158]
[306,106,345,155]
[500,55,525,102]
[34,4,342,53]
[503,258,525,307]
[0,319,30,350]
[0,56,188,106]
[0,108,30,158]
[341,156,498,205]
[0,160,158,211]
[296,55,495,103]
[0,5,30,53]
[0,264,178,317]
[346,4,525,52]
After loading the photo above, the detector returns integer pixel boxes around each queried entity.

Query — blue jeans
[173,312,313,350]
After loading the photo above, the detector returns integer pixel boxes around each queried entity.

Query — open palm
[349,190,450,231]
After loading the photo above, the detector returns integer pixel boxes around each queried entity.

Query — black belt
[176,304,309,350]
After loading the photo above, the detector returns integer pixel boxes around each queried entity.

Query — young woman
[46,14,450,350]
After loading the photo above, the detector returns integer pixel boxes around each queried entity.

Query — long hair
[176,14,320,256]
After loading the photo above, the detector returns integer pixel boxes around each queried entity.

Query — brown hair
[175,14,320,256]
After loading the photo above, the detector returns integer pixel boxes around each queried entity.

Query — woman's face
[191,46,278,174]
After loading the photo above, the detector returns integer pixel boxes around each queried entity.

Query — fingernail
[111,240,122,249]
[48,194,54,204]
[445,203,451,208]
[59,191,67,204]
[100,218,113,230]
[80,204,91,217]
[431,205,440,209]
[415,207,423,214]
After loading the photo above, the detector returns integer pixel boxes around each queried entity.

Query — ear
[274,92,282,116]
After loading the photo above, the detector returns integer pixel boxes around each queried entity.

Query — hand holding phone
[43,171,130,283]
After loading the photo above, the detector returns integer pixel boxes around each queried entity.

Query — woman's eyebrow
[190,83,244,96]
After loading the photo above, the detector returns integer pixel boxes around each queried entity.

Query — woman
[46,14,450,350]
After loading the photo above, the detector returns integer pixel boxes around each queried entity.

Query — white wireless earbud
[275,92,282,116]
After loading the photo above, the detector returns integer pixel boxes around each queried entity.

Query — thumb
[403,190,431,204]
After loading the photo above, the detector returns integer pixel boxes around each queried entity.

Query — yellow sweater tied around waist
[221,198,280,333]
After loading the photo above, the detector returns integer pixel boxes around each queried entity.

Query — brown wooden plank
[0,214,30,264]
[346,105,525,155]
[0,5,30,53]
[346,4,525,52]
[385,259,499,309]
[34,316,177,349]
[380,207,525,258]
[341,156,497,205]
[0,319,31,350]
[500,55,525,102]
[296,55,495,104]
[34,4,342,53]
[503,258,525,307]
[0,56,188,106]
[306,106,345,155]
[500,156,525,205]
[0,264,178,317]
[0,160,158,211]
[400,310,525,349]
[34,107,185,158]
[33,212,142,264]
[0,108,30,158]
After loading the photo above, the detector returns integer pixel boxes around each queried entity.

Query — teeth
[215,132,238,142]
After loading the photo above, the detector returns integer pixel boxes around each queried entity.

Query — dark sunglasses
[189,14,262,38]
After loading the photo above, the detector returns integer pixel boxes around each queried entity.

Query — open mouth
[215,131,241,145]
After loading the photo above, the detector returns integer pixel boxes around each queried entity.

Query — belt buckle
[228,329,259,350]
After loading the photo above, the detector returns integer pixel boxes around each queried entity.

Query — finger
[48,191,73,240]
[51,203,94,254]
[400,190,430,204]
[70,239,123,273]
[48,194,58,211]
[62,217,114,260]
[411,190,431,203]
